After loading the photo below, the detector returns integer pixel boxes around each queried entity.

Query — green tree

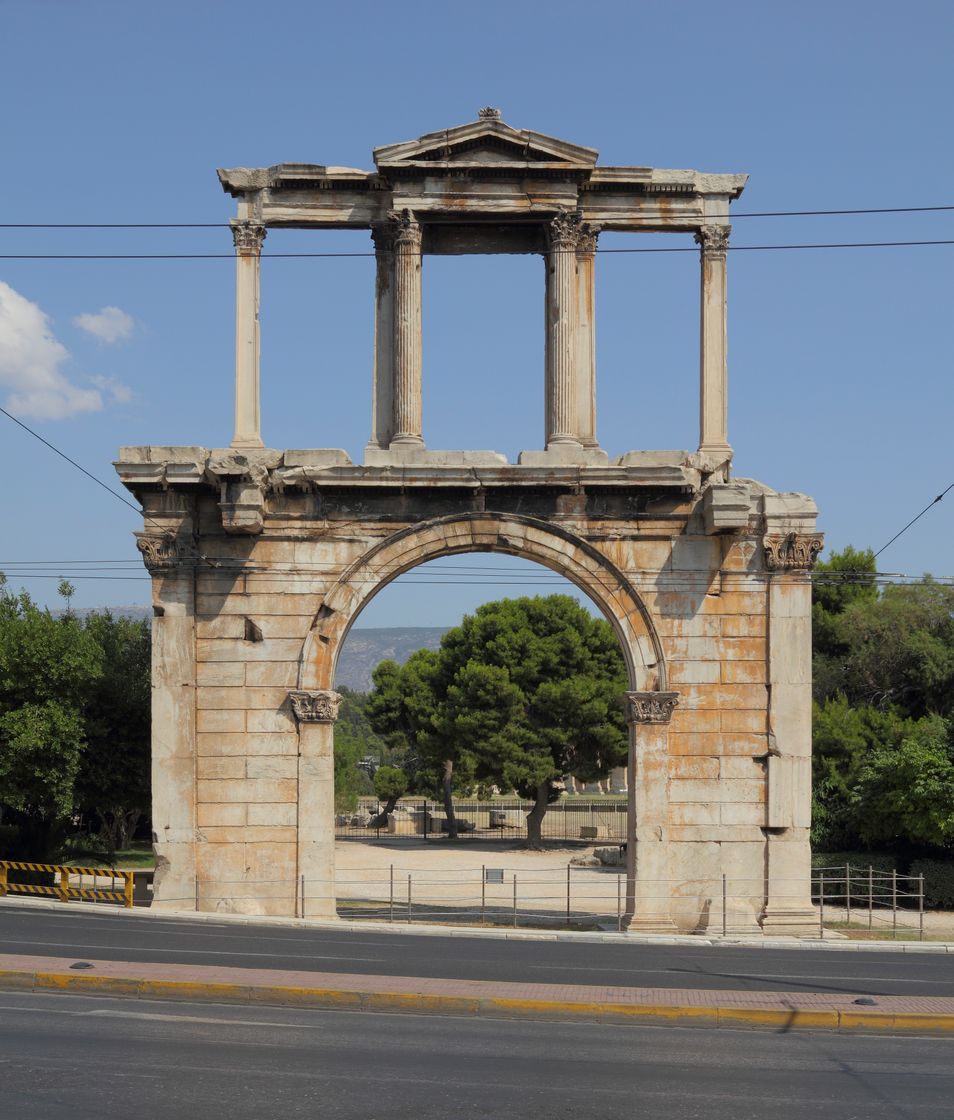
[370,765,408,827]
[0,588,103,859]
[73,613,151,857]
[332,688,377,812]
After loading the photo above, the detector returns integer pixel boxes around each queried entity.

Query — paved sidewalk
[2,951,953,1034]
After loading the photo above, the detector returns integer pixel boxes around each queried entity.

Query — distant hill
[63,609,445,694]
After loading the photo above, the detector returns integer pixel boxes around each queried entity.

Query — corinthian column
[624,691,679,931]
[544,211,583,448]
[231,221,266,449]
[575,224,599,448]
[695,224,731,459]
[368,223,395,451]
[290,689,342,919]
[390,210,425,449]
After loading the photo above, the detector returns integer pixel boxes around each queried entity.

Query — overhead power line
[874,483,954,559]
[2,204,953,228]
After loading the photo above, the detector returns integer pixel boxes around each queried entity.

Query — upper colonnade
[218,109,747,473]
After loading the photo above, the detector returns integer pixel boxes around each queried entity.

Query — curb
[1,895,952,954]
[4,967,954,1034]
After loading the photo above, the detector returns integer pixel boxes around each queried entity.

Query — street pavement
[0,989,951,1119]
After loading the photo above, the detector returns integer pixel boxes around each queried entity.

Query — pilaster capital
[370,221,396,253]
[135,532,188,573]
[289,689,342,724]
[763,532,825,571]
[547,209,584,250]
[694,224,731,260]
[625,691,680,725]
[576,223,600,256]
[387,208,422,249]
[231,221,267,256]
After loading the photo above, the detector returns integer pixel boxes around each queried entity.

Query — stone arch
[297,511,667,693]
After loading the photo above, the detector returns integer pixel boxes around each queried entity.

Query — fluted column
[575,224,599,447]
[624,691,679,932]
[390,209,425,448]
[695,224,731,459]
[231,221,266,449]
[290,689,342,919]
[544,212,583,448]
[368,223,396,450]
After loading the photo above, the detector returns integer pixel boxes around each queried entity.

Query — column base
[623,915,679,934]
[760,905,820,935]
[231,436,265,450]
[389,435,426,449]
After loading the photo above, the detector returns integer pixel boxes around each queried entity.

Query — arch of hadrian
[117,111,822,932]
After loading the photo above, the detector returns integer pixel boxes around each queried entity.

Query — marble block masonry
[117,110,823,932]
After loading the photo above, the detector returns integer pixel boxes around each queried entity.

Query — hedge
[909,859,954,909]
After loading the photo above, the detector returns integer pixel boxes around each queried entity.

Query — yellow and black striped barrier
[0,861,134,908]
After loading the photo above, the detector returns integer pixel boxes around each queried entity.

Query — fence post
[819,870,825,938]
[617,873,622,933]
[892,869,898,939]
[566,865,571,926]
[423,800,428,840]
[845,863,851,926]
[407,873,412,924]
[868,866,873,931]
[722,874,727,937]
[59,867,70,904]
[919,874,925,942]
[481,865,486,925]
[389,863,394,923]
[300,874,305,918]
[513,874,517,929]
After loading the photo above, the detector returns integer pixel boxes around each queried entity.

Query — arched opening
[294,513,671,929]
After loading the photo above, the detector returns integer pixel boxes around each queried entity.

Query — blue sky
[0,0,951,627]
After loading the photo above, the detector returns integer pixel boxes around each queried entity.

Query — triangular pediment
[373,113,598,169]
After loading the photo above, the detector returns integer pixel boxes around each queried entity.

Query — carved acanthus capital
[370,221,396,254]
[694,224,731,260]
[289,690,342,724]
[576,223,600,256]
[135,532,184,573]
[764,533,825,571]
[547,209,584,249]
[625,691,680,725]
[387,208,422,249]
[231,221,267,255]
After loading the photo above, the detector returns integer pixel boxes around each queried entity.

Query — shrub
[909,859,954,909]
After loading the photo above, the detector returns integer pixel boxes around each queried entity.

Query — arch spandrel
[298,512,667,693]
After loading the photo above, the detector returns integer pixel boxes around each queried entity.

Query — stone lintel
[289,690,342,724]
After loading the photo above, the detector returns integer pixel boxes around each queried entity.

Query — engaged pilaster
[231,221,266,450]
[390,210,425,449]
[575,224,599,448]
[290,689,342,918]
[545,212,583,449]
[624,690,679,932]
[695,224,731,461]
[368,223,396,451]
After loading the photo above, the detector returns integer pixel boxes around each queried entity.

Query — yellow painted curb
[4,969,954,1034]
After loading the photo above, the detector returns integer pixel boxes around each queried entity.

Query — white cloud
[0,282,103,420]
[90,374,134,404]
[73,305,134,344]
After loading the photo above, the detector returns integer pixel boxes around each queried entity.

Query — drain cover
[69,962,94,970]
[853,997,877,1006]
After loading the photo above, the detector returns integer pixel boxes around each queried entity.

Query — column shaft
[391,211,424,448]
[545,212,582,447]
[696,224,731,458]
[575,228,598,447]
[368,225,395,450]
[231,222,266,450]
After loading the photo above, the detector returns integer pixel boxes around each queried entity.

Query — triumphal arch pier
[117,110,822,932]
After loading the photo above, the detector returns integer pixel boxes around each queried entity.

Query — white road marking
[0,938,380,963]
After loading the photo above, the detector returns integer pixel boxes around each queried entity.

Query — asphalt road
[0,989,950,1120]
[0,903,951,999]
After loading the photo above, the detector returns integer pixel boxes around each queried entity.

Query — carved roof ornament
[135,532,183,573]
[764,533,825,571]
[289,690,342,724]
[478,107,502,120]
[231,221,267,255]
[694,224,730,260]
[625,691,680,725]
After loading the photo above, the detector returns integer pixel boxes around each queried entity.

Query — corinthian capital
[547,209,584,249]
[387,208,422,248]
[625,691,680,725]
[763,533,825,571]
[694,224,730,259]
[135,532,183,573]
[231,221,267,255]
[576,223,599,256]
[289,689,342,724]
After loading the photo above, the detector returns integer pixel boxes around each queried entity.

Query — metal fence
[813,864,926,940]
[335,798,627,843]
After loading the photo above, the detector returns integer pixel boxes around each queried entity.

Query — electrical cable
[874,483,953,559]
